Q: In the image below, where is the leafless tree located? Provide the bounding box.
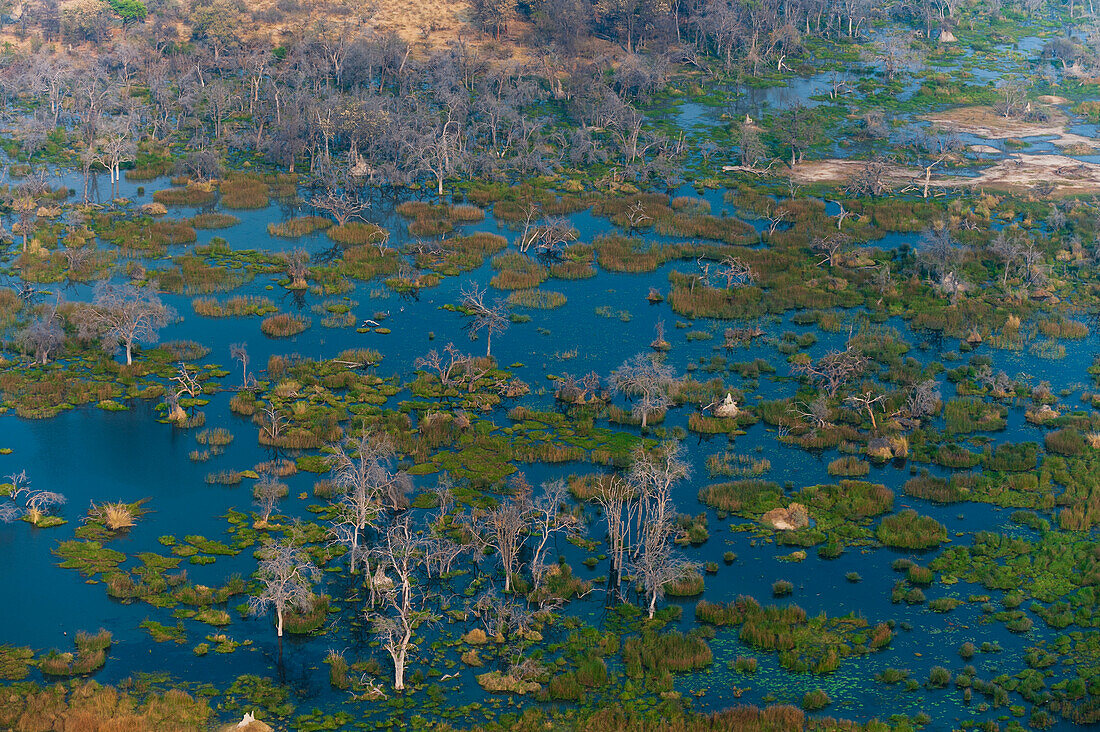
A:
[811,233,853,267]
[230,343,253,388]
[248,538,321,638]
[991,227,1027,288]
[310,186,369,227]
[528,479,578,592]
[765,206,790,236]
[253,471,288,527]
[632,540,693,619]
[906,379,942,420]
[626,201,650,235]
[846,390,890,431]
[16,307,64,365]
[845,158,893,197]
[74,283,174,365]
[917,225,960,281]
[627,441,689,556]
[609,352,675,429]
[595,474,636,591]
[367,516,436,690]
[717,255,756,288]
[414,342,470,392]
[261,402,286,443]
[327,432,410,574]
[791,345,867,396]
[460,283,509,358]
[790,395,833,429]
[475,492,530,593]
[284,249,310,289]
[4,470,65,526]
[519,216,577,257]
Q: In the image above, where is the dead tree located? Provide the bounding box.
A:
[631,540,692,619]
[609,352,675,429]
[475,494,530,593]
[310,187,370,227]
[284,249,310,289]
[460,283,509,358]
[16,309,64,365]
[846,390,890,431]
[791,346,867,396]
[811,233,853,268]
[528,479,578,592]
[627,441,690,556]
[253,471,288,527]
[4,470,65,526]
[230,343,253,389]
[327,432,409,574]
[367,516,436,690]
[595,474,636,592]
[74,282,174,366]
[248,539,321,638]
[717,255,756,288]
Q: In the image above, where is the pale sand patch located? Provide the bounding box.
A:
[926,105,1097,150]
[734,155,1100,196]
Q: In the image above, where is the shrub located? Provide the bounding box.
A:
[772,580,794,597]
[928,666,952,687]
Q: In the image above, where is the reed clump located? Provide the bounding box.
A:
[876,509,948,549]
[153,185,215,206]
[190,213,239,229]
[269,216,333,237]
[327,222,387,246]
[506,289,567,309]
[192,295,276,318]
[261,313,310,338]
[219,175,269,209]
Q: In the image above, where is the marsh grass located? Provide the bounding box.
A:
[506,289,567,309]
[327,222,387,246]
[219,175,270,209]
[490,251,548,290]
[192,295,276,318]
[261,313,310,338]
[827,456,870,477]
[269,216,333,237]
[190,213,240,229]
[153,185,215,206]
[876,510,947,549]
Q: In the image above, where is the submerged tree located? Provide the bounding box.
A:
[610,352,675,429]
[16,307,64,365]
[2,470,66,526]
[327,432,410,574]
[367,516,437,690]
[253,471,288,528]
[460,283,509,358]
[248,539,321,638]
[74,283,174,366]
